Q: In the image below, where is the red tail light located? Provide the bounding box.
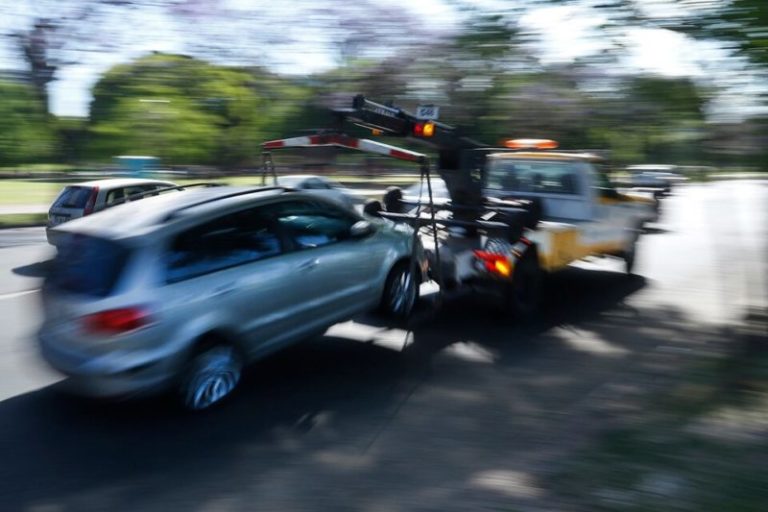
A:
[83,186,100,215]
[83,307,151,335]
[474,250,513,277]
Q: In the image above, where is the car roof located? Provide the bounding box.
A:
[53,186,288,241]
[67,178,177,189]
[489,151,605,162]
[626,164,677,171]
[277,174,323,180]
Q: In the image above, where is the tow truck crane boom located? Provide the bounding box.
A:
[337,95,490,208]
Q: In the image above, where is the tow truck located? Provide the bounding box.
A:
[260,96,658,317]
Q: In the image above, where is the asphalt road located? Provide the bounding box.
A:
[0,227,47,249]
[0,181,765,512]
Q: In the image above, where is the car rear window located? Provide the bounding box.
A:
[46,234,132,297]
[52,186,93,209]
[486,159,582,195]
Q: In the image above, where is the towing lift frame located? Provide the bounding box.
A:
[260,125,540,313]
[259,132,448,302]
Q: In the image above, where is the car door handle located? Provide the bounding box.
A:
[210,283,236,298]
[298,258,319,272]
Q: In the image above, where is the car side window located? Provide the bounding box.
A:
[266,200,356,250]
[165,207,282,283]
[105,188,125,205]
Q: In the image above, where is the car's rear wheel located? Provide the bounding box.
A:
[180,344,242,411]
[380,261,417,319]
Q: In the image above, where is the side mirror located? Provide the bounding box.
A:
[350,220,374,238]
[599,187,620,200]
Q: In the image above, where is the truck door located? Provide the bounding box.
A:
[584,165,632,254]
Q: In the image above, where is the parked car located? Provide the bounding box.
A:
[46,178,177,245]
[275,175,365,209]
[625,165,685,196]
[403,178,450,203]
[38,186,423,410]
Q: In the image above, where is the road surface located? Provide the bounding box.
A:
[0,180,765,512]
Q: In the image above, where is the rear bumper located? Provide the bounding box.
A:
[39,332,181,398]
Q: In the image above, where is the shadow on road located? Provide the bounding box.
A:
[642,225,671,235]
[0,266,695,512]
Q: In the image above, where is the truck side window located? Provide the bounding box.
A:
[593,164,619,199]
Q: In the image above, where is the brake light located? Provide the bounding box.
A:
[83,186,100,215]
[474,251,512,277]
[83,307,152,335]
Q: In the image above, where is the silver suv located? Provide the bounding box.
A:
[38,186,422,410]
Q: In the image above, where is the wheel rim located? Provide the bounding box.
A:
[184,347,241,410]
[389,268,415,316]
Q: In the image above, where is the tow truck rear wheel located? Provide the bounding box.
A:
[622,225,641,275]
[505,248,541,318]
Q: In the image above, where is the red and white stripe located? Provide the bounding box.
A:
[262,134,426,163]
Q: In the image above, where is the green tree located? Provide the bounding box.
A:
[87,53,310,167]
[0,80,55,165]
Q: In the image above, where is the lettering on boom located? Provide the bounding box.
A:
[368,106,398,118]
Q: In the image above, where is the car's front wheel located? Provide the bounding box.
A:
[379,261,417,319]
[180,344,242,411]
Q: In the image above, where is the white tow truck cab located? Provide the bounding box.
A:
[482,141,658,274]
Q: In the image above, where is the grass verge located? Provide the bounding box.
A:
[0,213,48,228]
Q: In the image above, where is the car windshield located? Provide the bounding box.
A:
[276,176,308,188]
[52,186,93,209]
[46,234,132,297]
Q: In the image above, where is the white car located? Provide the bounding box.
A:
[275,175,365,209]
[626,165,686,195]
[47,178,176,245]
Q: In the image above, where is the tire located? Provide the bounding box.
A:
[379,261,417,319]
[179,344,243,411]
[623,234,638,275]
[505,249,541,318]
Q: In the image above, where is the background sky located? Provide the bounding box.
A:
[0,0,762,120]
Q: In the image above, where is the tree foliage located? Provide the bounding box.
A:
[0,81,55,165]
[88,53,311,166]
